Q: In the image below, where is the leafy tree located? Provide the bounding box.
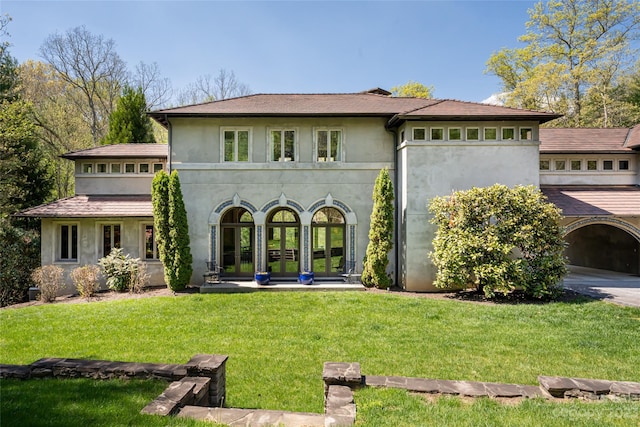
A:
[486,0,640,127]
[151,170,170,283]
[390,81,434,98]
[429,185,567,299]
[39,26,127,145]
[103,85,156,145]
[0,217,40,306]
[361,168,394,289]
[168,170,193,290]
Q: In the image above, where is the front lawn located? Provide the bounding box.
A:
[1,291,639,426]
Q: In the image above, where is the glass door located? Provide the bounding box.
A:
[312,208,345,276]
[267,209,300,276]
[220,208,254,276]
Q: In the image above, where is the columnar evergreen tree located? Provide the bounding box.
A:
[168,170,192,290]
[361,168,394,289]
[151,170,170,282]
[102,85,156,145]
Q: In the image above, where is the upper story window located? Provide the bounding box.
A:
[603,160,614,170]
[448,128,462,140]
[97,163,108,173]
[520,128,533,140]
[222,128,250,162]
[125,163,136,173]
[430,128,444,140]
[139,163,150,173]
[316,129,342,162]
[110,163,121,173]
[502,128,515,140]
[412,128,426,141]
[619,160,630,170]
[570,160,582,171]
[271,129,295,162]
[466,128,479,140]
[484,128,497,140]
[587,160,597,171]
[540,160,550,170]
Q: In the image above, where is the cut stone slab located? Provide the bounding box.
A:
[0,364,31,379]
[572,378,613,395]
[483,383,526,398]
[323,362,362,389]
[610,381,640,398]
[178,406,327,427]
[538,376,580,398]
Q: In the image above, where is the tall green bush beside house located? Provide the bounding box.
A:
[429,184,567,299]
[362,168,394,289]
[152,170,193,291]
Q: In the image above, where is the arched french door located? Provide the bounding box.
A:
[312,207,346,276]
[220,207,254,276]
[267,208,300,276]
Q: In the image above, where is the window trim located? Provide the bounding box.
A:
[603,160,614,170]
[221,127,252,163]
[110,163,121,174]
[55,222,79,263]
[448,127,462,141]
[466,127,480,141]
[501,127,516,140]
[570,159,582,171]
[519,127,533,140]
[554,160,566,171]
[539,160,550,171]
[587,160,598,171]
[484,127,497,141]
[412,127,426,141]
[430,128,444,141]
[618,160,630,170]
[314,128,343,162]
[82,163,93,174]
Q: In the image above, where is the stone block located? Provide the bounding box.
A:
[572,378,613,395]
[0,364,31,379]
[483,382,524,398]
[322,362,362,390]
[538,376,579,398]
[405,378,440,394]
[181,377,211,405]
[140,394,182,417]
[610,381,640,398]
[185,354,228,377]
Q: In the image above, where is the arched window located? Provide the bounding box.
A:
[220,208,254,276]
[267,208,300,276]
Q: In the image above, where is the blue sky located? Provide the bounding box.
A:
[2,0,538,103]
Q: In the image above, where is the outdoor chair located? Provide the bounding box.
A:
[204,262,224,284]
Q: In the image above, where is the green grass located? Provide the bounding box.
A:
[1,292,639,426]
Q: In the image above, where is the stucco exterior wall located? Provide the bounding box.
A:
[169,116,396,284]
[41,217,165,295]
[539,154,638,186]
[397,121,541,292]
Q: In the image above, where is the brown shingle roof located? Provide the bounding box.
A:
[149,93,560,126]
[625,124,640,149]
[539,128,634,153]
[15,195,153,218]
[541,186,640,216]
[62,144,167,160]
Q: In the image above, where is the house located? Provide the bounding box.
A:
[17,90,640,294]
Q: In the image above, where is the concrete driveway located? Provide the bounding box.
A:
[563,265,640,308]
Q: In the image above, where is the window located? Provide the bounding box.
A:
[431,128,443,140]
[555,160,566,171]
[271,129,295,162]
[97,163,107,173]
[448,128,462,140]
[316,129,341,162]
[520,128,533,140]
[570,160,582,171]
[153,163,164,173]
[466,128,479,140]
[102,224,121,257]
[619,160,630,170]
[540,160,550,170]
[413,128,426,141]
[59,224,78,261]
[143,224,158,260]
[125,163,135,173]
[82,163,93,174]
[110,163,121,174]
[139,163,150,173]
[587,160,597,171]
[502,128,515,140]
[223,129,250,162]
[603,160,614,170]
[484,128,497,140]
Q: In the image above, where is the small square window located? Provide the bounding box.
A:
[400,131,405,142]
[448,128,461,140]
[540,160,550,171]
[139,163,150,173]
[603,160,613,170]
[153,163,164,173]
[502,128,515,140]
[570,160,582,171]
[555,160,566,171]
[125,163,135,173]
[520,128,533,140]
[431,128,443,140]
[587,160,597,170]
[110,163,121,173]
[466,128,479,140]
[484,128,497,140]
[82,163,93,174]
[619,160,629,170]
[413,128,426,141]
[96,163,107,173]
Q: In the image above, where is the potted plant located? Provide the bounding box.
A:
[255,271,271,285]
[298,270,314,285]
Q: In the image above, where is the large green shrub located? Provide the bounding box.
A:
[151,170,170,280]
[168,170,193,291]
[429,184,567,299]
[361,168,394,289]
[0,218,40,306]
